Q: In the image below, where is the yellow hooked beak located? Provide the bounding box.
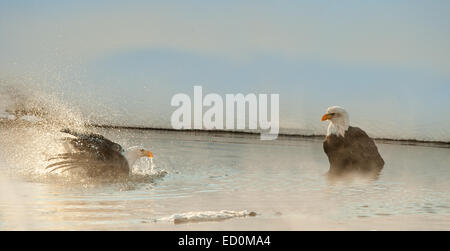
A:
[321,113,333,122]
[143,150,154,159]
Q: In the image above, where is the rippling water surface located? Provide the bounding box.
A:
[1,127,450,230]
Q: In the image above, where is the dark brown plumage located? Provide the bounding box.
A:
[323,126,384,175]
[46,129,155,180]
[46,129,130,178]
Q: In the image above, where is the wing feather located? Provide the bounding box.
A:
[346,127,385,168]
[46,129,129,178]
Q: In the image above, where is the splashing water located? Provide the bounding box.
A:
[157,210,257,224]
[0,83,85,179]
[0,82,166,186]
[130,157,167,182]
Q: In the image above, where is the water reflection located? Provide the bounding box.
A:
[1,127,450,230]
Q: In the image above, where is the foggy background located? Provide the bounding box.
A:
[1,0,449,141]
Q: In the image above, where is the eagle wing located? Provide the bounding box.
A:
[46,129,129,177]
[345,126,385,168]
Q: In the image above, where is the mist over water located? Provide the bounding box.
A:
[1,126,450,230]
[1,1,450,230]
[0,79,449,230]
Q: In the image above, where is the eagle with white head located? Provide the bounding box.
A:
[321,106,384,175]
[46,129,154,178]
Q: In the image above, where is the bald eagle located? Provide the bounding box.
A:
[321,106,384,176]
[46,129,154,178]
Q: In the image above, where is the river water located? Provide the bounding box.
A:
[1,126,449,230]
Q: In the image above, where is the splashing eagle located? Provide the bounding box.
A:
[321,106,384,176]
[46,129,154,178]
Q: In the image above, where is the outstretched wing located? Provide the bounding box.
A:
[46,129,128,177]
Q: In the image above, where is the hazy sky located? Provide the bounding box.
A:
[1,0,449,140]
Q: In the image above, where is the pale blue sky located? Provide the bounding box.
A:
[1,0,449,140]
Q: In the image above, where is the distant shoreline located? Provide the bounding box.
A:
[1,119,449,148]
[88,123,450,148]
